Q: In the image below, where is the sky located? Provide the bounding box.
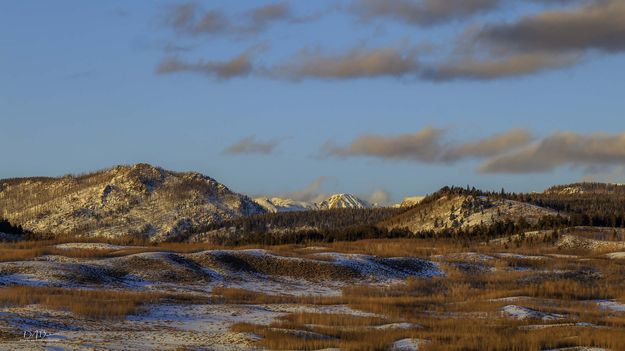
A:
[2,0,625,204]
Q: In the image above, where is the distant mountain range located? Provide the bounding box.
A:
[0,164,398,241]
[4,163,616,242]
[252,197,319,213]
[254,193,372,213]
[253,193,426,213]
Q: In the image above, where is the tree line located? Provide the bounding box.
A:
[192,213,570,246]
[0,218,27,236]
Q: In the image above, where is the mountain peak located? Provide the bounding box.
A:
[319,193,370,210]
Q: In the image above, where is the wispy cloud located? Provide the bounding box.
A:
[427,0,625,80]
[320,127,625,174]
[476,0,625,54]
[351,0,501,27]
[282,176,331,203]
[243,2,291,32]
[423,52,581,81]
[320,127,445,161]
[163,1,313,37]
[319,127,533,163]
[223,135,286,155]
[270,46,421,80]
[479,131,625,173]
[441,128,533,161]
[156,47,262,80]
[157,0,623,82]
[368,188,391,205]
[165,3,229,35]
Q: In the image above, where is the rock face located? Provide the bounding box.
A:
[0,164,265,241]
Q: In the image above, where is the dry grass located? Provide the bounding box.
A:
[282,312,389,327]
[223,251,625,350]
[211,287,344,305]
[4,233,625,348]
[0,237,477,262]
[0,286,204,319]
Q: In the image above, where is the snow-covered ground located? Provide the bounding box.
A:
[0,302,379,350]
[605,251,625,259]
[392,338,427,351]
[500,305,565,321]
[0,244,621,350]
[595,300,625,312]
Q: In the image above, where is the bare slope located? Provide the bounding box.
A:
[0,163,265,241]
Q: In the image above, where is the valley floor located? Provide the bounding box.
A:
[1,229,625,350]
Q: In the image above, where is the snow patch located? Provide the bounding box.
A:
[501,305,565,321]
[392,338,427,351]
[596,300,625,312]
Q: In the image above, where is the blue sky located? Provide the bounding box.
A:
[2,0,625,203]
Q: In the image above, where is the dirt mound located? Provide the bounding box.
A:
[0,260,124,286]
[188,250,441,282]
[190,250,360,281]
[104,252,210,283]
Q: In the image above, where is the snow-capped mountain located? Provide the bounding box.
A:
[253,197,318,213]
[319,193,370,210]
[253,193,371,212]
[0,163,265,242]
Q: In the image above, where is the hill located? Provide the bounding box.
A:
[381,187,561,234]
[544,182,625,195]
[0,164,265,241]
[510,182,625,227]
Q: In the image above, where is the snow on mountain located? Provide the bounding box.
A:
[382,194,561,234]
[253,193,371,212]
[544,182,625,195]
[0,163,266,242]
[319,194,370,210]
[253,197,318,213]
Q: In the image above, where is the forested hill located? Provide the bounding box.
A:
[506,183,625,228]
